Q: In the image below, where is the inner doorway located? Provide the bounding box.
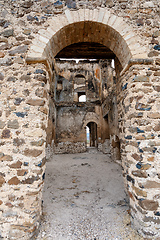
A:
[86,122,98,147]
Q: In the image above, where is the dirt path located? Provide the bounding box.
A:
[36,148,143,240]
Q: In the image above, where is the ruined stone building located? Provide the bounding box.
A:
[50,58,119,157]
[0,0,160,239]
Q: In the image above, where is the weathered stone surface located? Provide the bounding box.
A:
[35,157,46,167]
[30,139,44,146]
[0,19,6,27]
[26,99,45,106]
[152,30,160,38]
[14,98,24,106]
[148,112,160,118]
[155,59,160,65]
[148,156,154,161]
[21,175,40,184]
[127,175,135,184]
[143,181,160,188]
[148,50,159,57]
[9,45,28,56]
[133,186,147,197]
[14,112,28,118]
[22,89,30,96]
[17,169,28,176]
[136,162,151,170]
[7,120,19,129]
[0,4,160,239]
[136,103,151,111]
[0,154,13,161]
[20,75,31,82]
[34,69,46,75]
[0,43,12,50]
[35,88,45,98]
[23,148,43,157]
[153,86,160,92]
[23,28,31,35]
[1,129,11,138]
[0,51,5,58]
[139,199,158,211]
[132,153,142,161]
[8,177,20,185]
[22,0,33,8]
[133,75,149,82]
[13,138,25,147]
[0,58,12,66]
[0,72,4,80]
[0,175,5,187]
[7,76,17,82]
[9,161,22,169]
[132,170,148,178]
[39,106,48,114]
[1,29,14,38]
[0,120,5,129]
[34,74,47,83]
[143,216,160,224]
[154,45,160,51]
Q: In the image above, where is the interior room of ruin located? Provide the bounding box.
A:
[48,51,121,160]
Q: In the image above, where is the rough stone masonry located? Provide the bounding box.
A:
[0,0,160,239]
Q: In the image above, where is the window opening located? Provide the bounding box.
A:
[78,92,86,102]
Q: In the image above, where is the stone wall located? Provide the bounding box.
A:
[0,1,160,239]
[117,60,160,238]
[0,62,49,239]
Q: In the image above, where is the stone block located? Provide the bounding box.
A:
[26,99,45,106]
[65,9,73,23]
[1,129,11,138]
[133,186,147,197]
[97,8,105,23]
[139,199,158,211]
[23,149,43,157]
[148,112,160,119]
[0,176,5,187]
[132,170,147,178]
[9,161,22,169]
[21,176,40,184]
[8,177,20,185]
[143,181,160,189]
[9,45,28,56]
[7,120,19,129]
[17,169,28,176]
[0,120,5,129]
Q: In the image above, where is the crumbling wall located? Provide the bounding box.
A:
[51,59,109,153]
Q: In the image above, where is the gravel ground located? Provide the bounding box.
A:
[36,148,143,240]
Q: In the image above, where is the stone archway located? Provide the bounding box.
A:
[25,11,159,237]
[26,8,146,70]
[0,8,159,240]
[25,9,160,239]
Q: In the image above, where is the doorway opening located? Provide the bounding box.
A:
[86,122,98,147]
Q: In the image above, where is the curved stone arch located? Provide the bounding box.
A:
[26,8,147,70]
[82,112,100,129]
